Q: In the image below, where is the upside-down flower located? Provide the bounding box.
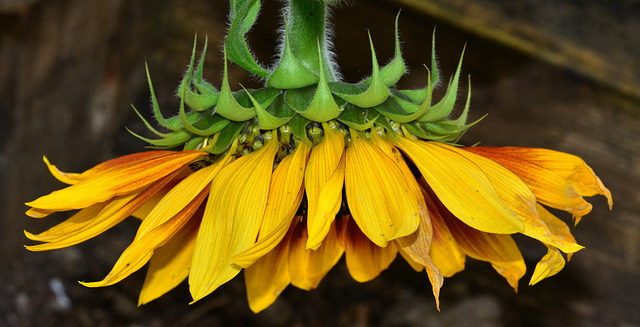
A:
[26,0,612,313]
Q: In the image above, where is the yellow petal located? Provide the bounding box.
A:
[43,151,173,185]
[454,146,583,254]
[138,216,200,305]
[397,138,524,234]
[25,172,177,250]
[305,124,346,250]
[421,187,466,278]
[398,248,424,272]
[80,189,208,288]
[189,139,278,302]
[529,246,565,285]
[342,216,397,282]
[233,142,309,268]
[135,149,234,240]
[289,217,344,290]
[536,204,580,250]
[27,151,207,210]
[345,132,420,247]
[244,220,296,313]
[465,147,595,220]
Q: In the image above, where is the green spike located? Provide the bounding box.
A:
[376,74,432,123]
[145,63,176,131]
[267,15,319,89]
[430,29,439,90]
[130,104,170,138]
[399,65,432,104]
[295,40,342,122]
[208,121,245,154]
[243,88,294,130]
[126,128,192,149]
[216,47,258,121]
[365,11,406,87]
[184,38,220,111]
[337,102,380,130]
[178,39,207,135]
[332,32,390,108]
[418,46,465,123]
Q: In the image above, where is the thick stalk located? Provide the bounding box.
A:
[286,0,337,81]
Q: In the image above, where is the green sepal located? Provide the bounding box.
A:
[233,87,280,110]
[288,43,342,122]
[188,113,231,136]
[376,73,432,123]
[266,17,319,89]
[131,104,171,138]
[183,136,205,150]
[216,48,258,121]
[226,0,270,78]
[337,102,380,130]
[208,121,245,154]
[332,33,389,108]
[403,122,430,139]
[245,90,294,130]
[418,46,465,123]
[373,116,397,140]
[127,128,192,149]
[145,63,180,131]
[364,11,406,87]
[288,114,311,144]
[184,36,219,111]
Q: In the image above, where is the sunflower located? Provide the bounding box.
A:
[25,0,612,314]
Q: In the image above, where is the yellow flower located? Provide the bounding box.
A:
[25,125,611,312]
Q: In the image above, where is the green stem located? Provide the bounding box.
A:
[286,0,337,82]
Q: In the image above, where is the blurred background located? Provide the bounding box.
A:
[1,0,639,326]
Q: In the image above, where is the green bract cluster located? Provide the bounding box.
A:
[132,0,482,155]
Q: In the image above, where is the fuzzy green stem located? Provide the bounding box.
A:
[286,0,337,81]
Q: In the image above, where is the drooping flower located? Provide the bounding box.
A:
[25,0,612,313]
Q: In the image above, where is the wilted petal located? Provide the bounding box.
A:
[189,139,278,302]
[397,138,524,234]
[233,141,309,268]
[529,246,565,285]
[80,189,207,288]
[27,151,207,211]
[289,217,345,290]
[341,216,397,283]
[346,132,420,247]
[421,186,466,278]
[138,215,201,305]
[305,124,346,250]
[455,148,583,254]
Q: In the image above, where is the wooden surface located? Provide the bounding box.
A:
[1,0,638,326]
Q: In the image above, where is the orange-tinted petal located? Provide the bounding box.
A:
[138,215,200,305]
[27,151,207,210]
[80,189,207,288]
[465,147,597,220]
[397,138,524,234]
[536,204,580,251]
[341,216,397,283]
[233,141,309,268]
[345,132,420,247]
[189,139,278,302]
[289,217,345,290]
[454,147,583,254]
[305,124,346,250]
[25,172,177,251]
[43,151,173,185]
[244,219,296,313]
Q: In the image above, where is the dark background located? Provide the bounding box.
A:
[1,0,638,326]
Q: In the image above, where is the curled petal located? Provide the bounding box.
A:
[397,138,524,234]
[189,139,278,302]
